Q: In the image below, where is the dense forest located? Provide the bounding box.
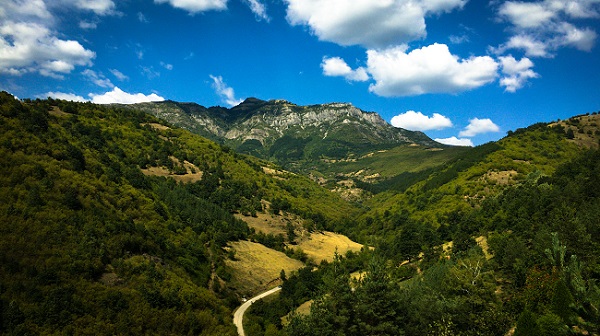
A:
[0,92,352,334]
[1,91,600,335]
[246,147,600,336]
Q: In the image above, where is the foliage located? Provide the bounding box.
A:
[0,93,353,334]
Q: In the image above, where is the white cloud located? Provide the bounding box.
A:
[0,21,95,77]
[210,75,243,107]
[499,1,556,28]
[110,68,129,81]
[284,0,466,49]
[554,22,597,51]
[82,69,114,88]
[0,0,52,21]
[154,0,228,14]
[41,91,87,102]
[367,44,499,97]
[243,0,270,21]
[499,55,539,92]
[390,110,453,131]
[55,0,116,15]
[89,87,165,104]
[434,136,474,146]
[459,118,500,137]
[495,0,600,57]
[321,57,369,82]
[493,34,551,57]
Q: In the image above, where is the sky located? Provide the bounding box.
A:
[1,0,600,146]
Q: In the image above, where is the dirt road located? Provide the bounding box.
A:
[233,286,282,336]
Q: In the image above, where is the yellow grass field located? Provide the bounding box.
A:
[295,231,363,263]
[226,240,304,296]
[235,211,303,236]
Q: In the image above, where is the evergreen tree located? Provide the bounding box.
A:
[514,309,541,336]
[551,279,574,324]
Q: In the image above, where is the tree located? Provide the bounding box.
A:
[394,220,422,262]
[514,309,541,336]
[551,279,574,324]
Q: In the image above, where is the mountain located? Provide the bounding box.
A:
[3,91,600,335]
[128,98,459,199]
[129,98,441,164]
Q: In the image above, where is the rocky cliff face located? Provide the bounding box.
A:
[129,98,441,163]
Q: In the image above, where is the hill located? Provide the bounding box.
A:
[354,114,600,238]
[249,114,600,336]
[0,92,356,334]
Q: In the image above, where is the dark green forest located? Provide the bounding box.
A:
[0,92,351,334]
[1,92,600,335]
[245,148,600,336]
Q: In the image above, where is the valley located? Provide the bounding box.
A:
[1,92,600,335]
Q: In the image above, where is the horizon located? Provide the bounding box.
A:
[1,0,600,146]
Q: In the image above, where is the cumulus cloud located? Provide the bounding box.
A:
[210,75,243,107]
[154,0,228,14]
[459,118,500,137]
[243,0,270,21]
[284,0,466,49]
[321,57,369,82]
[499,56,539,92]
[0,21,95,77]
[367,44,499,97]
[435,136,474,146]
[0,0,53,22]
[89,87,165,104]
[41,91,87,102]
[390,110,453,131]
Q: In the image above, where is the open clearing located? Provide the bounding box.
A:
[141,157,203,183]
[235,211,302,236]
[296,231,363,263]
[226,240,304,296]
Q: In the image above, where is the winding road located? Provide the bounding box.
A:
[233,286,282,336]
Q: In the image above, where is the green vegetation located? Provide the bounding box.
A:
[2,91,600,335]
[249,147,600,336]
[0,92,353,334]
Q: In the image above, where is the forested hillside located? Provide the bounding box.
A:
[0,92,353,334]
[246,146,600,336]
[2,91,599,336]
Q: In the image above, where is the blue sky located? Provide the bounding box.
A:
[1,0,600,146]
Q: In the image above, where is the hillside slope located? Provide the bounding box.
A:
[0,92,355,334]
[356,112,600,238]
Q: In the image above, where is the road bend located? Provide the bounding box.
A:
[233,286,282,336]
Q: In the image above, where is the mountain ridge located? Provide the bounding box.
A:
[128,98,441,160]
